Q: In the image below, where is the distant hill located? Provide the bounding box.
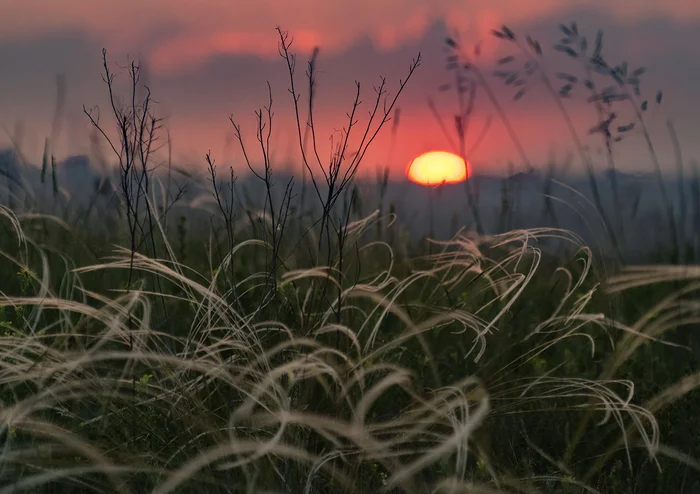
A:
[0,149,692,261]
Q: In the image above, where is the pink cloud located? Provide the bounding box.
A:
[150,30,326,72]
[1,0,700,72]
[373,8,431,51]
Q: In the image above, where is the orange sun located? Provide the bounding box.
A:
[407,151,470,186]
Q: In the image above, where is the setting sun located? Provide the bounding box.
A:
[406,151,470,186]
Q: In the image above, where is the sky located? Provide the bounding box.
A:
[1,0,700,178]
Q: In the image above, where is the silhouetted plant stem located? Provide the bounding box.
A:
[513,37,623,262]
[668,120,686,262]
[469,64,531,171]
[583,64,625,245]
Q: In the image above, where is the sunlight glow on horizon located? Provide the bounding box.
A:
[407,150,470,186]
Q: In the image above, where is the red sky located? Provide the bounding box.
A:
[1,0,700,178]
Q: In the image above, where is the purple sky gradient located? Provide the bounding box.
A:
[1,1,699,178]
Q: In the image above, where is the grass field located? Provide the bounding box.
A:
[0,22,699,494]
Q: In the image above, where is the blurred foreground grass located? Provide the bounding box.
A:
[0,200,699,493]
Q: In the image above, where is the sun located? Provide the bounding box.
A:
[406,151,470,186]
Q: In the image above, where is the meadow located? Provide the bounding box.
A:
[0,22,699,493]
